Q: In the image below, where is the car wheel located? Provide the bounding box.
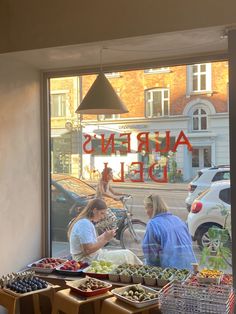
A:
[196,224,222,253]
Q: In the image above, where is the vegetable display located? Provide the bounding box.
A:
[121,285,158,302]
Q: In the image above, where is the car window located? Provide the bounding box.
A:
[219,188,231,205]
[51,185,68,202]
[212,171,230,182]
[55,177,96,197]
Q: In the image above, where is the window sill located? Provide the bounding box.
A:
[191,129,208,132]
[190,90,213,96]
[144,69,171,74]
[145,115,169,118]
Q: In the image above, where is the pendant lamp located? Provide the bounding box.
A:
[75,72,128,114]
[75,48,129,114]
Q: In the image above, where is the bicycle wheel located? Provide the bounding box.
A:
[120,220,146,258]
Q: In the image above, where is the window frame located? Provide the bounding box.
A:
[192,108,208,131]
[187,63,212,95]
[145,88,170,118]
[42,56,233,274]
[50,90,69,118]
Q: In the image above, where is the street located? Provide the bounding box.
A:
[52,183,232,273]
[53,183,195,258]
[116,186,188,223]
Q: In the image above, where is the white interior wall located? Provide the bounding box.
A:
[0,56,42,277]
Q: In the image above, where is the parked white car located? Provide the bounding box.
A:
[185,166,230,211]
[187,180,231,251]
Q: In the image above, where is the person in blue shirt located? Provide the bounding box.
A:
[142,194,196,270]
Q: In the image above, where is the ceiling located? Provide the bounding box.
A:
[2,25,228,72]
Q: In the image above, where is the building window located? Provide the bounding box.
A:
[187,63,212,94]
[50,93,68,117]
[98,114,120,121]
[192,108,207,130]
[145,88,169,117]
[144,68,170,74]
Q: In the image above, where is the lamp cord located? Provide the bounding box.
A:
[100,48,103,73]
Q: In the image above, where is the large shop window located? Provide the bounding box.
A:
[49,62,231,275]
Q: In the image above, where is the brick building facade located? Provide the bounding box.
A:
[50,61,229,181]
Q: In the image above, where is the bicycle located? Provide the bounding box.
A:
[109,195,147,258]
[69,195,147,258]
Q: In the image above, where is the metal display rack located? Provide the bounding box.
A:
[160,280,235,314]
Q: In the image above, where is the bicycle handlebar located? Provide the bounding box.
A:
[119,195,132,203]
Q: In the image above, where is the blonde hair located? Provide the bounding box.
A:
[144,194,168,218]
[67,198,107,238]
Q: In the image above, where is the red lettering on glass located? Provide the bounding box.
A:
[137,132,150,153]
[101,134,115,154]
[172,130,192,152]
[83,134,94,154]
[119,133,131,154]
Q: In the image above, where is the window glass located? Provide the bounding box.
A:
[203,148,211,167]
[212,171,230,182]
[192,108,207,131]
[219,188,231,205]
[192,149,199,167]
[49,61,231,274]
[51,93,67,117]
[189,63,211,93]
[193,116,199,130]
[201,116,207,130]
[145,88,169,117]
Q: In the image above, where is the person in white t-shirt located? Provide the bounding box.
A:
[68,198,142,265]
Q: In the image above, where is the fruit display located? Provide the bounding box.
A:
[6,277,48,294]
[76,278,109,292]
[108,263,190,287]
[84,261,116,274]
[66,277,112,297]
[58,260,88,271]
[28,257,66,273]
[221,274,233,286]
[112,284,160,308]
[197,269,223,284]
[30,258,66,269]
[120,285,158,302]
[0,271,49,295]
[198,269,223,278]
[186,273,233,287]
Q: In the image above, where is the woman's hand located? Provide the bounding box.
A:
[103,229,116,241]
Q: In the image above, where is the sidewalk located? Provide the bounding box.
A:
[87,180,188,191]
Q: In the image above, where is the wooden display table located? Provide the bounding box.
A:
[51,288,112,314]
[101,296,162,314]
[0,285,58,314]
